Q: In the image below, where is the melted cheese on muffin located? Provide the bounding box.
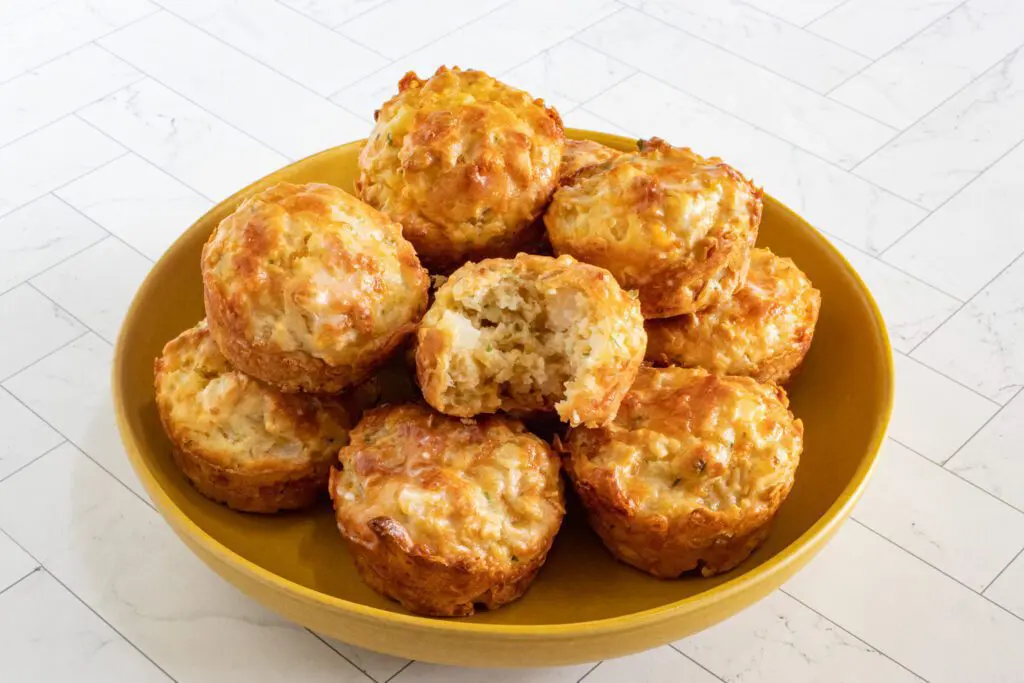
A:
[646,248,821,383]
[357,66,564,272]
[567,366,801,517]
[544,138,761,318]
[202,182,428,392]
[155,320,353,469]
[332,404,564,564]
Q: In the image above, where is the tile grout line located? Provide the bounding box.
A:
[850,517,1024,622]
[384,660,413,682]
[778,588,930,682]
[88,41,296,161]
[325,0,523,102]
[0,526,178,682]
[627,6,898,129]
[0,330,90,385]
[327,0,400,29]
[0,370,160,516]
[306,631,381,683]
[666,644,728,683]
[573,660,605,682]
[878,136,1024,262]
[0,437,67,486]
[906,249,1024,358]
[800,0,854,28]
[983,545,1024,595]
[40,567,180,682]
[25,279,111,342]
[582,66,931,214]
[941,385,1024,468]
[824,233,966,303]
[888,435,1024,518]
[139,3,385,99]
[0,233,110,299]
[731,0,873,59]
[554,36,638,109]
[330,1,626,121]
[50,194,155,267]
[69,114,223,204]
[258,0,394,60]
[496,6,629,81]
[0,566,41,600]
[823,0,970,96]
[895,350,1000,410]
[0,6,162,87]
[848,40,1024,174]
[0,74,148,154]
[0,146,131,222]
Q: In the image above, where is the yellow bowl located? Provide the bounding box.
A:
[113,131,893,667]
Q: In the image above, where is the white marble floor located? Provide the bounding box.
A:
[1,0,1023,681]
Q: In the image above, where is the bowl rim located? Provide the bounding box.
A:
[113,130,894,637]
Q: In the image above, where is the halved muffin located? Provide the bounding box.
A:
[544,138,762,318]
[561,366,802,577]
[646,248,821,383]
[202,182,429,393]
[415,253,646,427]
[154,320,358,513]
[330,403,565,616]
[357,66,564,272]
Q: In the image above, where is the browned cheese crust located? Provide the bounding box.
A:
[544,138,762,318]
[202,182,429,393]
[558,139,621,184]
[646,248,821,383]
[154,320,358,513]
[329,404,565,616]
[356,66,565,272]
[415,253,647,427]
[562,366,802,578]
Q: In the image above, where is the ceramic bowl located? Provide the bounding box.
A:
[113,131,893,667]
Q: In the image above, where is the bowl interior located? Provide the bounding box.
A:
[115,131,891,627]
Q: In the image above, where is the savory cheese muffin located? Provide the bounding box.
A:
[544,138,762,318]
[202,182,429,393]
[415,253,646,427]
[561,366,802,578]
[357,66,564,272]
[646,248,821,383]
[154,320,358,513]
[558,139,620,183]
[330,403,565,616]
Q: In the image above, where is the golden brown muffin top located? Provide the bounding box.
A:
[357,66,564,271]
[558,139,621,183]
[154,320,355,471]
[332,403,564,566]
[201,182,428,366]
[563,366,801,518]
[646,248,821,380]
[545,138,762,316]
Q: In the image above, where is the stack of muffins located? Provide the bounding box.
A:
[154,66,820,618]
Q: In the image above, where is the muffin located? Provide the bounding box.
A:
[561,366,802,577]
[202,182,429,393]
[544,138,762,318]
[646,248,821,383]
[558,139,621,183]
[329,403,565,616]
[154,320,358,513]
[415,253,647,427]
[357,66,564,272]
